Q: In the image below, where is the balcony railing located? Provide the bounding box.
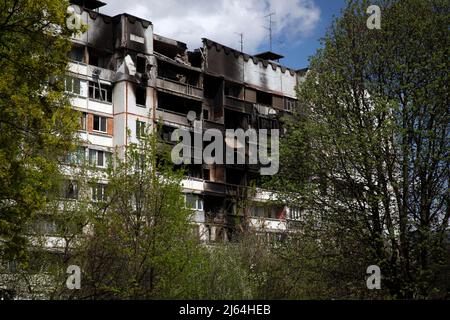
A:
[224,96,253,114]
[204,181,227,194]
[68,61,115,82]
[156,77,203,99]
[203,120,224,131]
[249,217,287,232]
[156,108,192,126]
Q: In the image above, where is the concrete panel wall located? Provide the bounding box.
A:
[204,40,298,99]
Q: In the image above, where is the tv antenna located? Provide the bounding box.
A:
[264,12,276,51]
[235,32,244,52]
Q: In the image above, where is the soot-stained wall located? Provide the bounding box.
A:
[203,39,298,99]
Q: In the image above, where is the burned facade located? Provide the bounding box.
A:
[66,0,305,243]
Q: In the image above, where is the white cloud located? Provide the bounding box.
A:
[101,0,320,53]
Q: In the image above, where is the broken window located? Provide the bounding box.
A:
[204,75,222,100]
[136,56,147,74]
[157,92,202,116]
[136,86,147,106]
[178,165,203,179]
[87,48,112,69]
[90,53,99,67]
[225,82,243,99]
[89,81,112,102]
[226,168,244,185]
[69,46,84,63]
[203,168,211,181]
[159,125,176,143]
[203,109,209,121]
[256,90,273,106]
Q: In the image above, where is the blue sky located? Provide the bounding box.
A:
[103,0,348,70]
[268,0,347,69]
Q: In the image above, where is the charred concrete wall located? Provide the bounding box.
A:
[113,14,153,55]
[72,6,115,53]
[203,39,298,99]
[71,5,153,66]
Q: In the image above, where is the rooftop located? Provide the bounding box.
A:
[69,0,106,10]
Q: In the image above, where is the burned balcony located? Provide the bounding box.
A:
[203,165,226,195]
[204,181,227,195]
[154,34,203,100]
[156,92,202,125]
[68,45,115,82]
[224,96,253,114]
[155,58,203,99]
[156,77,203,100]
[226,168,246,186]
[224,109,251,130]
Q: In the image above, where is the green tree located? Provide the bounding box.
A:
[273,0,449,299]
[63,132,206,300]
[0,0,79,263]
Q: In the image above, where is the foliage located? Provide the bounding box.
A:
[58,132,206,300]
[0,0,80,263]
[271,0,449,299]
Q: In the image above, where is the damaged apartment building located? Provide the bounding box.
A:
[65,0,306,243]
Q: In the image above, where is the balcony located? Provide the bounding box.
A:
[204,181,226,195]
[68,61,115,82]
[249,217,287,232]
[182,178,205,192]
[203,120,224,131]
[225,184,250,198]
[156,108,191,127]
[156,77,203,100]
[87,65,115,82]
[224,96,253,114]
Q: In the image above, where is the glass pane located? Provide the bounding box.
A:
[89,150,96,165]
[185,194,196,209]
[73,78,81,95]
[93,116,99,131]
[97,151,104,167]
[101,117,107,132]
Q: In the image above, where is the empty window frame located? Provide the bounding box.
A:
[89,81,112,102]
[136,56,147,74]
[136,86,147,106]
[93,115,107,133]
[203,109,209,121]
[68,47,84,63]
[256,91,273,106]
